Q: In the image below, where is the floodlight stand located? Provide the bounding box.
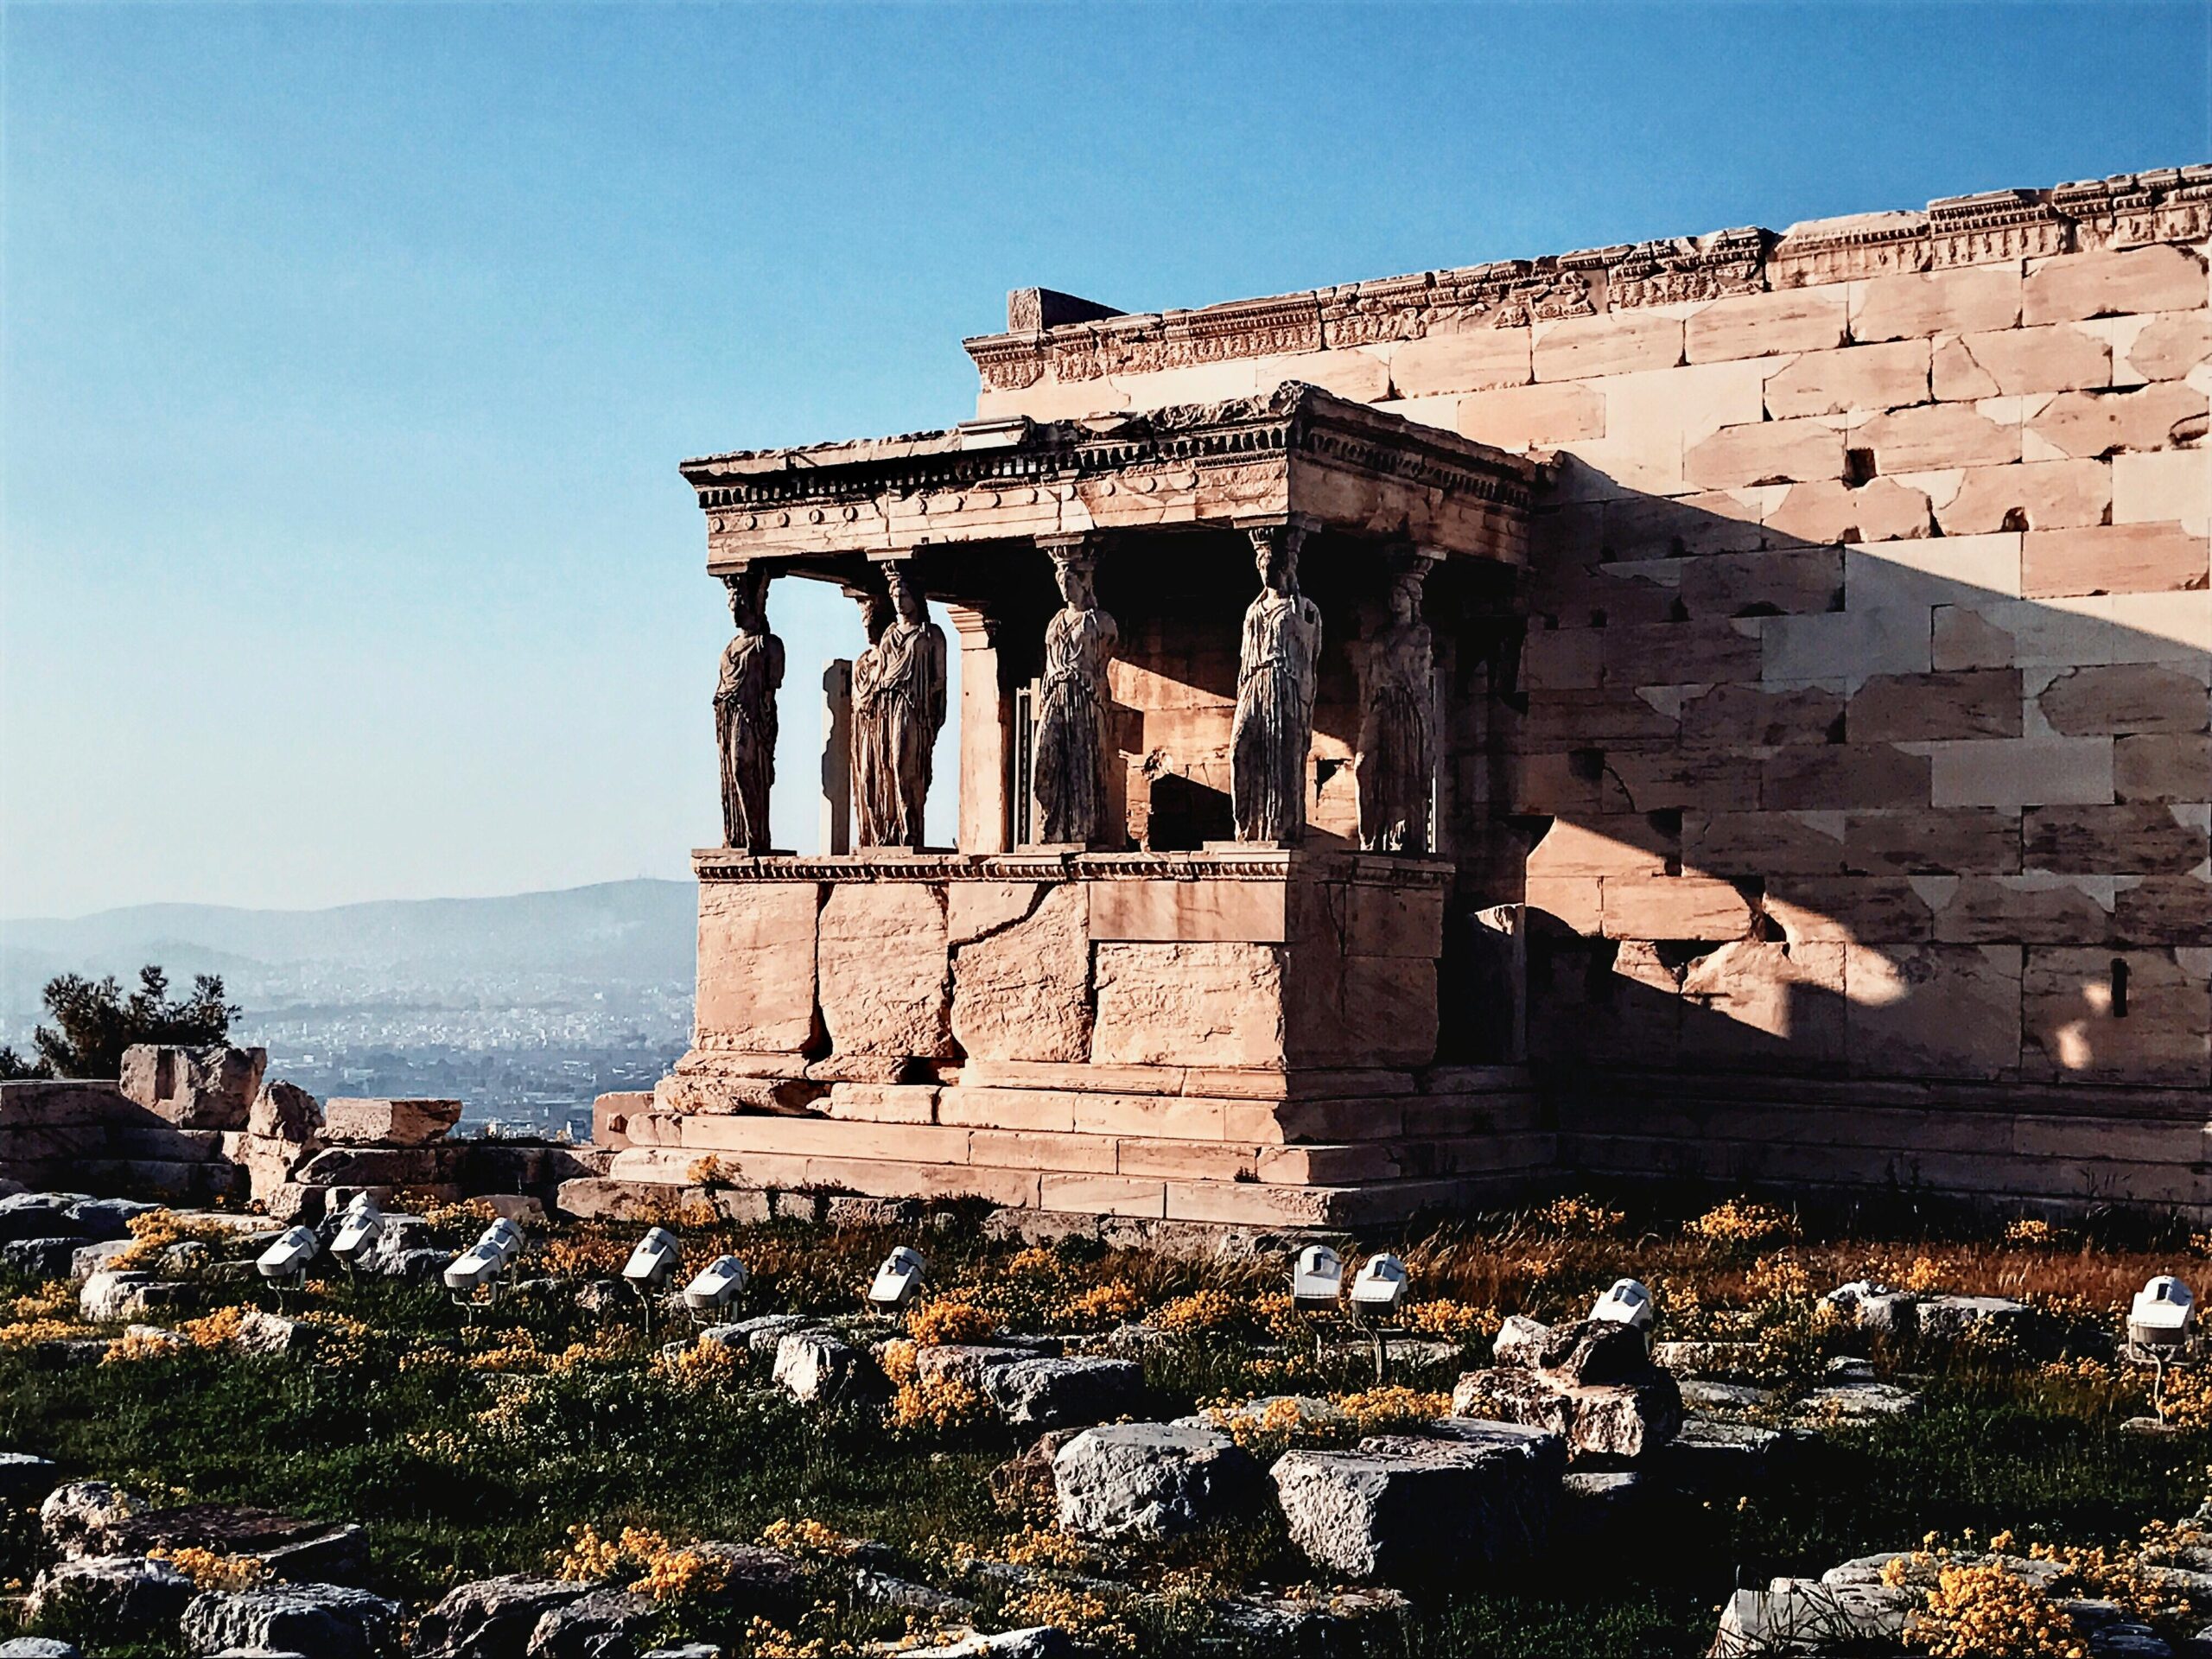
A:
[2123,1332,2200,1427]
[631,1281,657,1340]
[1351,1306,1389,1383]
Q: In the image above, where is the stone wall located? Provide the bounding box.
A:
[607,853,1555,1226]
[968,168,2211,1207]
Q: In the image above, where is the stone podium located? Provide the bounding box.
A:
[600,385,1549,1227]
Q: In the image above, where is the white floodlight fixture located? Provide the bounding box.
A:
[330,1198,385,1268]
[256,1225,319,1285]
[443,1242,506,1303]
[1592,1277,1656,1334]
[1292,1245,1344,1312]
[2124,1274,2199,1427]
[868,1245,927,1311]
[2129,1275,2196,1351]
[473,1219,524,1275]
[683,1255,748,1319]
[623,1227,682,1292]
[1350,1253,1409,1314]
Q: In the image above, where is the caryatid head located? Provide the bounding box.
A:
[1052,547,1096,611]
[1250,524,1300,594]
[884,561,928,625]
[724,566,768,632]
[1386,560,1431,627]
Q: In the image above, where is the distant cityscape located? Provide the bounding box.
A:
[244,983,690,1141]
[2,879,698,1141]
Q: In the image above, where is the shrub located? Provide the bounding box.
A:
[906,1299,996,1346]
[1687,1198,1797,1248]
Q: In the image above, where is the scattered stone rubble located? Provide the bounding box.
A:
[0,1045,610,1220]
[1452,1314,1683,1459]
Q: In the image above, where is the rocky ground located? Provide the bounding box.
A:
[0,1188,2208,1656]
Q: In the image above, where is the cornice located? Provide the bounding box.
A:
[680,382,1537,523]
[691,847,1458,888]
[963,164,2212,390]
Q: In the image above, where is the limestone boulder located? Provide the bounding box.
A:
[0,1637,82,1656]
[1653,1416,1797,1500]
[0,1194,85,1243]
[80,1270,187,1325]
[901,1631,1073,1659]
[28,1554,194,1635]
[415,1576,592,1659]
[68,1239,133,1283]
[723,1313,823,1358]
[1,1239,86,1281]
[1491,1316,1650,1384]
[1452,1369,1681,1459]
[687,1541,804,1613]
[120,1044,265,1130]
[1270,1421,1566,1582]
[181,1581,404,1659]
[1791,1381,1922,1424]
[41,1480,141,1558]
[95,1504,367,1584]
[772,1330,879,1406]
[249,1080,324,1142]
[986,1357,1142,1432]
[64,1197,156,1240]
[1911,1294,2034,1341]
[1681,1380,1776,1412]
[1052,1422,1259,1541]
[292,1146,445,1188]
[524,1588,659,1659]
[912,1344,1038,1391]
[321,1098,463,1147]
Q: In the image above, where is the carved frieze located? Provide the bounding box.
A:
[1769,211,1931,289]
[968,166,2209,391]
[2052,167,2212,251]
[1927,188,2071,267]
[1591,227,1770,308]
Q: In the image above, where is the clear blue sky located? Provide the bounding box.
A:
[4,2,2206,915]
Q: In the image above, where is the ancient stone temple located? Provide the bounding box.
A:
[588,165,2212,1224]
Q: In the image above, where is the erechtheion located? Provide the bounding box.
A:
[587,167,2212,1226]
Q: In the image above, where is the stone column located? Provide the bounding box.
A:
[947,605,1013,855]
[820,659,853,856]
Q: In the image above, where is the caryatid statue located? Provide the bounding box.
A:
[715,566,785,854]
[850,562,948,849]
[1033,543,1120,847]
[1357,558,1437,854]
[1230,523,1324,843]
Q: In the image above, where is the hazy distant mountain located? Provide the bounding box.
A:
[1,879,697,1027]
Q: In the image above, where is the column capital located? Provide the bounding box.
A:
[944,603,1000,647]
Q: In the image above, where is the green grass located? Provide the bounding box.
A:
[3,1205,2205,1657]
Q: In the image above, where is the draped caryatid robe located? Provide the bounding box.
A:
[715,626,784,853]
[852,617,948,849]
[1357,620,1433,853]
[1033,601,1119,845]
[1230,589,1323,842]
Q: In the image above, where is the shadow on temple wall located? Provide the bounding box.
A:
[1461,462,2209,1099]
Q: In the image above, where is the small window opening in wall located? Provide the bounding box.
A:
[2111,958,2129,1019]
